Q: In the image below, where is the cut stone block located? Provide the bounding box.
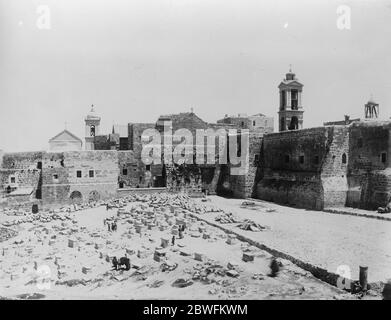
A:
[82,266,92,274]
[137,249,150,259]
[68,239,77,248]
[226,235,238,245]
[161,238,169,248]
[242,252,255,262]
[194,252,206,261]
[180,250,191,256]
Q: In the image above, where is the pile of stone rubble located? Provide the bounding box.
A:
[237,219,268,232]
[0,227,18,242]
[215,212,243,224]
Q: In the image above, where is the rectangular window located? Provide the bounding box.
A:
[123,168,128,175]
[313,156,319,165]
[76,170,82,178]
[299,155,304,164]
[10,176,16,184]
[53,174,59,182]
[146,165,151,171]
[89,170,94,178]
[253,120,256,126]
[381,152,387,164]
[285,155,290,163]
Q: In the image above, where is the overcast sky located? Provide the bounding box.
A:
[0,0,390,152]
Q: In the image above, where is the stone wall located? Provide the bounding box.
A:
[0,152,44,209]
[346,121,391,209]
[321,126,349,208]
[254,127,333,210]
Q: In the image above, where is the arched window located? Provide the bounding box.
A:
[289,116,299,130]
[342,153,347,164]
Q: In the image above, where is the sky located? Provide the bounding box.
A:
[0,0,390,152]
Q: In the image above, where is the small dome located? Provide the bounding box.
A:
[85,105,101,121]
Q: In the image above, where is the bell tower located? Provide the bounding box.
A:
[278,67,304,131]
[364,95,379,119]
[84,104,101,150]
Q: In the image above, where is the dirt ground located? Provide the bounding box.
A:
[195,196,391,283]
[0,194,358,300]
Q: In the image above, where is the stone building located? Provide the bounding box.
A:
[1,71,389,213]
[217,113,274,134]
[0,150,120,210]
[251,73,391,210]
[49,129,83,152]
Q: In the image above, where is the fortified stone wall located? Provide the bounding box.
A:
[254,127,331,209]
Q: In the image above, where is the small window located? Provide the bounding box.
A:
[342,153,347,164]
[241,121,245,127]
[76,170,82,178]
[37,162,42,169]
[146,165,151,171]
[89,170,94,178]
[53,174,59,182]
[253,120,256,126]
[299,155,304,164]
[10,176,16,184]
[313,156,319,165]
[381,152,387,164]
[284,155,290,163]
[357,138,363,148]
[123,168,128,175]
[254,154,260,164]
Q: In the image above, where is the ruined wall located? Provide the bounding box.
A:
[0,152,43,209]
[346,121,391,209]
[117,150,146,187]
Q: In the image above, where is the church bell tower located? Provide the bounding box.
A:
[278,67,304,131]
[84,104,101,150]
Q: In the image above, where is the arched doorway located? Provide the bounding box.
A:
[70,191,83,204]
[289,116,299,130]
[88,190,100,202]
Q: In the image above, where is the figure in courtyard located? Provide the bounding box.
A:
[112,257,118,270]
[269,257,280,277]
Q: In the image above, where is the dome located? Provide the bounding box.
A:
[85,104,101,121]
